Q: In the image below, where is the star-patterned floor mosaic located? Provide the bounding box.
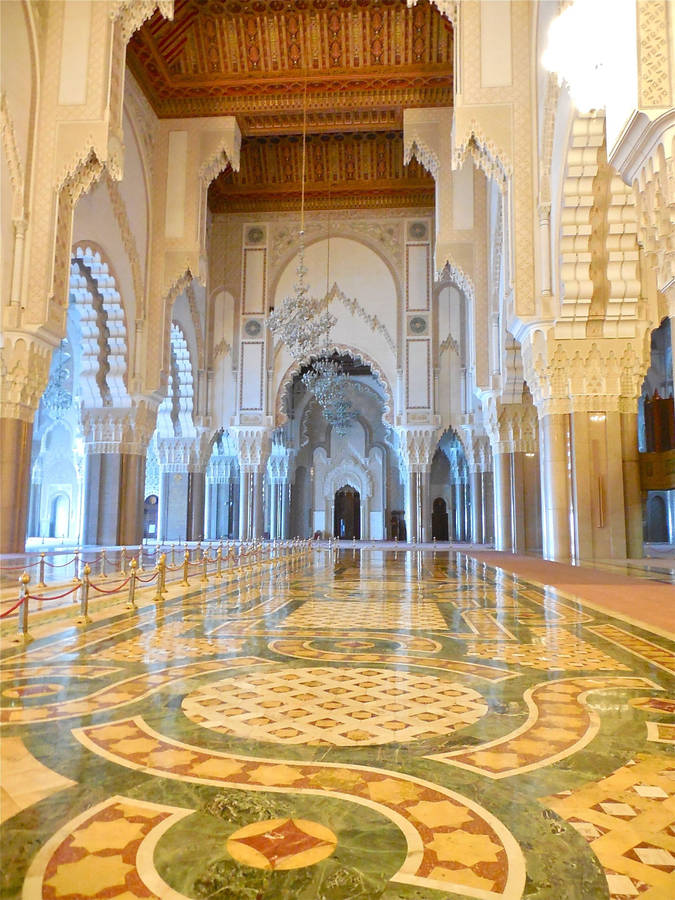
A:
[1,549,674,899]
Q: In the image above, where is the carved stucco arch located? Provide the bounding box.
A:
[70,242,129,408]
[323,455,374,502]
[268,229,404,311]
[453,127,511,192]
[275,343,395,428]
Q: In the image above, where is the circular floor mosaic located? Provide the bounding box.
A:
[182,666,487,746]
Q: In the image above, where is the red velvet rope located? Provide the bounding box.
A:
[89,576,131,594]
[27,584,80,602]
[0,597,26,618]
[1,560,41,571]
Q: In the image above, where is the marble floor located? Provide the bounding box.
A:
[1,549,674,899]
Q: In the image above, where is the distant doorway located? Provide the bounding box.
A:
[49,493,70,538]
[143,494,159,540]
[646,494,669,542]
[432,497,449,541]
[334,486,361,539]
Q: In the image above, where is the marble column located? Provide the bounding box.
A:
[238,470,252,540]
[470,470,483,544]
[511,451,526,553]
[187,469,206,541]
[482,470,494,544]
[0,417,33,553]
[252,470,264,539]
[539,412,572,561]
[118,452,146,546]
[621,411,644,558]
[493,451,513,552]
[523,451,542,552]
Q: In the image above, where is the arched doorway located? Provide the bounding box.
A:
[334,486,360,539]
[646,494,669,542]
[49,494,70,538]
[143,495,159,540]
[432,497,449,540]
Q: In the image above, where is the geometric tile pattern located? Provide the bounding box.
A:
[466,628,630,671]
[542,755,675,900]
[181,667,488,746]
[589,625,675,676]
[226,818,338,870]
[23,796,186,900]
[428,676,658,778]
[74,716,525,897]
[97,623,246,662]
[279,599,448,630]
[268,638,514,681]
[0,658,265,725]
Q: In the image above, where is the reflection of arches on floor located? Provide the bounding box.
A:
[49,493,70,538]
[646,494,669,542]
[334,485,360,539]
[143,495,159,539]
[432,497,449,541]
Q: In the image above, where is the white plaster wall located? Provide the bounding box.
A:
[272,237,398,404]
[119,109,149,290]
[211,289,237,429]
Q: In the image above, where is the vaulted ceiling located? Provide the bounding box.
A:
[127,0,452,210]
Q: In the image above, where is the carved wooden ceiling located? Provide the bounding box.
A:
[127,0,450,209]
[209,132,435,211]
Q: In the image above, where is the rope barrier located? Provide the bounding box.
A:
[1,559,41,571]
[135,572,158,584]
[43,557,78,568]
[0,597,26,618]
[26,584,80,602]
[89,576,132,595]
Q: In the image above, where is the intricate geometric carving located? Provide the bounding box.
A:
[0,334,52,422]
[397,425,437,471]
[0,90,25,217]
[637,1,672,108]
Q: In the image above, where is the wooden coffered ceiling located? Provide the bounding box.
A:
[127,0,451,210]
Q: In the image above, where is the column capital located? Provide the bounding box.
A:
[397,426,438,473]
[0,332,54,422]
[482,393,538,455]
[521,331,651,417]
[81,398,159,455]
[231,426,273,472]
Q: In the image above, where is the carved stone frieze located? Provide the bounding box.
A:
[521,331,652,417]
[80,398,158,455]
[397,425,438,472]
[0,333,53,422]
[231,426,272,471]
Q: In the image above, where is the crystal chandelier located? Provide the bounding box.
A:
[42,340,72,420]
[268,77,336,360]
[302,358,358,435]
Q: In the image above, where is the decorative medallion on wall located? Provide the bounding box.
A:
[408,315,428,335]
[408,221,428,241]
[246,226,266,245]
[244,319,263,337]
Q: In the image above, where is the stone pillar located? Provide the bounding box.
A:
[0,336,51,553]
[482,470,495,544]
[238,470,252,540]
[511,451,526,552]
[470,470,483,543]
[493,450,513,552]
[119,452,146,546]
[252,470,264,539]
[539,413,572,561]
[523,451,542,552]
[620,411,644,558]
[0,418,34,553]
[187,469,206,541]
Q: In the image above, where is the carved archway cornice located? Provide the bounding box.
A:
[275,343,394,428]
[453,125,511,190]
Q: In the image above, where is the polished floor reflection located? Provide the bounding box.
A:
[1,549,674,899]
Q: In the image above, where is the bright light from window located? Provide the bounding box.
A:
[542,0,637,118]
